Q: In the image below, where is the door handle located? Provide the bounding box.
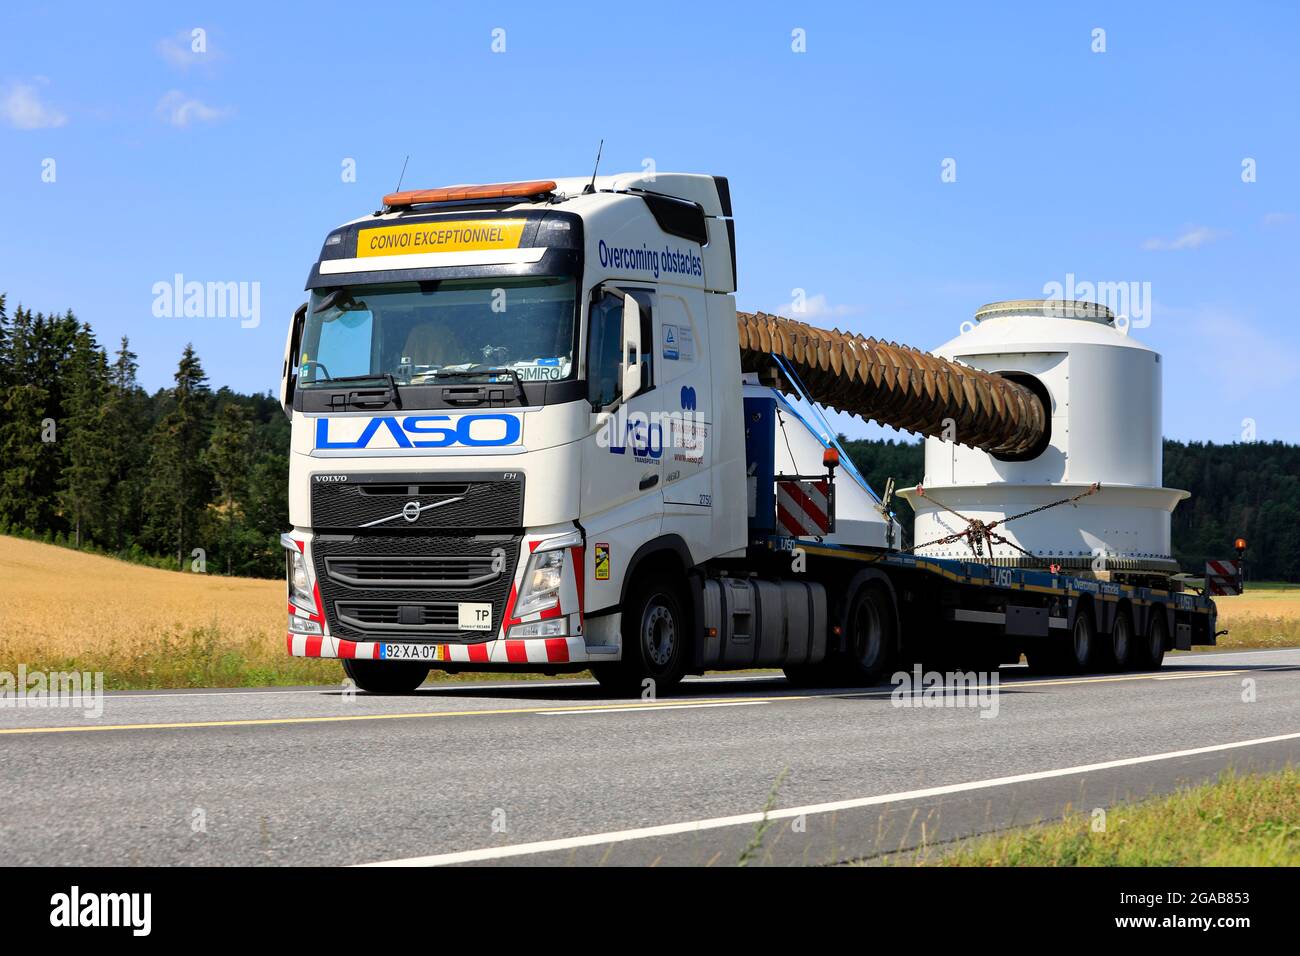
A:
[639,473,659,491]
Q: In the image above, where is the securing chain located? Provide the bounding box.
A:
[906,482,1102,562]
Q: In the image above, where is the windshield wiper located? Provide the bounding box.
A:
[313,372,390,386]
[316,372,401,409]
[434,367,526,405]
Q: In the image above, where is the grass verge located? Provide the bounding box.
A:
[907,768,1300,866]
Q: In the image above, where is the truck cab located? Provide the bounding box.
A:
[280,174,750,692]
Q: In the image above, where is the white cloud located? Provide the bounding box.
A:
[157,29,220,70]
[156,90,232,127]
[1141,226,1224,251]
[1,81,67,129]
[774,293,861,322]
[1262,212,1295,227]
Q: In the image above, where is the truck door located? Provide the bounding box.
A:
[580,287,664,599]
[657,290,714,561]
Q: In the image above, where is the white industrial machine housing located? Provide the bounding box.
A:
[899,300,1187,573]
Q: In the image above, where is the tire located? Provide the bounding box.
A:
[1064,604,1097,673]
[1135,607,1168,670]
[342,658,429,694]
[1102,605,1135,671]
[832,581,897,686]
[592,569,689,697]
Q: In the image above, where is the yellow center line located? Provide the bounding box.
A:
[989,669,1245,690]
[0,696,813,736]
[0,668,1251,736]
[829,669,1248,699]
[1152,670,1246,681]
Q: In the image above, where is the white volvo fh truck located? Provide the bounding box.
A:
[279,173,1218,694]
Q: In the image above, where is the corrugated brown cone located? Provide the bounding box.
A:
[737,311,1045,456]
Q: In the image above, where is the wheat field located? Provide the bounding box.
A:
[1209,587,1300,650]
[0,534,338,687]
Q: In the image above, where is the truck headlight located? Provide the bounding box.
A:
[286,548,314,609]
[514,549,565,618]
[513,532,581,619]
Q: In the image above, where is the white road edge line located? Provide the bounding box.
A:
[356,730,1300,867]
[540,701,768,716]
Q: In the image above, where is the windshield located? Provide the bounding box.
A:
[299,277,577,387]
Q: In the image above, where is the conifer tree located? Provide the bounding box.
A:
[143,344,212,569]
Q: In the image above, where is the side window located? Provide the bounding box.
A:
[586,289,654,409]
[633,290,654,391]
[586,292,623,408]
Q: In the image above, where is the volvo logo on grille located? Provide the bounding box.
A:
[360,494,466,528]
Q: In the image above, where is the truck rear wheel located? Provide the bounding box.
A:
[342,658,430,694]
[1102,606,1135,671]
[593,570,689,697]
[833,581,897,686]
[1135,608,1168,670]
[1064,605,1097,673]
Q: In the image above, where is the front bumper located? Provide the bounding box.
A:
[286,632,589,663]
[281,528,591,664]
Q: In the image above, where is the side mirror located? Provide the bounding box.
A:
[621,293,642,399]
[280,302,307,418]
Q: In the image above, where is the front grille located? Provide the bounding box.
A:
[311,533,521,642]
[324,551,506,588]
[311,472,523,531]
[335,601,461,631]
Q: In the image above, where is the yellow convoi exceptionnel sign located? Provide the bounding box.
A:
[355,219,527,258]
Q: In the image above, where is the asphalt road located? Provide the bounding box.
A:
[2,648,1298,866]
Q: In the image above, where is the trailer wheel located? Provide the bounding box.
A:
[342,658,429,694]
[1064,604,1097,673]
[1102,605,1135,671]
[836,581,897,686]
[1135,607,1168,670]
[593,570,689,697]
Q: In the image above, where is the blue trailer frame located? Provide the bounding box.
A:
[761,533,1218,657]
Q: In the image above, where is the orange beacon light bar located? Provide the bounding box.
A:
[383,180,558,208]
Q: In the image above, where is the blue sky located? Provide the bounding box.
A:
[2,1,1297,442]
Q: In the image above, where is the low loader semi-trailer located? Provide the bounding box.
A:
[278,173,1220,694]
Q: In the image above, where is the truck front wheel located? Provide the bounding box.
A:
[593,571,689,697]
[342,658,430,694]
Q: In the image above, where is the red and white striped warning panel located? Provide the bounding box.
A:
[1205,560,1242,596]
[776,479,831,536]
[287,634,588,663]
